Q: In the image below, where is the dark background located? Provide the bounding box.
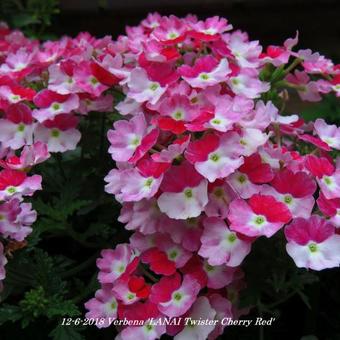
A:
[55,0,340,62]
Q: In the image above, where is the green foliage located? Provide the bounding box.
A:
[0,111,121,338]
[49,325,85,340]
[0,0,60,39]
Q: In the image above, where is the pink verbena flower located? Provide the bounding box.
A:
[97,243,138,284]
[0,103,34,150]
[127,68,166,105]
[34,114,81,153]
[305,155,340,199]
[185,133,244,182]
[174,296,217,340]
[189,16,232,41]
[0,198,36,241]
[228,69,269,98]
[107,113,158,163]
[32,89,79,123]
[105,159,168,202]
[317,192,340,228]
[157,161,208,219]
[84,285,118,328]
[150,273,201,317]
[261,169,316,218]
[284,215,340,270]
[198,217,252,266]
[228,194,292,237]
[179,56,231,89]
[314,118,340,150]
[0,169,41,201]
[228,153,274,199]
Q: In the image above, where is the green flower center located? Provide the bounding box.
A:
[127,293,135,300]
[173,111,183,120]
[210,153,220,162]
[169,250,178,259]
[238,174,246,183]
[51,129,60,138]
[0,214,4,221]
[184,188,193,198]
[52,103,60,110]
[90,77,99,85]
[149,83,159,91]
[255,216,265,225]
[131,137,140,146]
[145,324,153,331]
[324,176,332,185]
[117,264,125,273]
[144,178,153,187]
[228,233,237,243]
[211,118,221,125]
[308,243,318,253]
[7,187,16,194]
[284,195,293,204]
[173,292,182,301]
[232,78,240,85]
[17,123,25,132]
[200,73,209,80]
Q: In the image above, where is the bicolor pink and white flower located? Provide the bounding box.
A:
[0,169,41,201]
[199,217,252,266]
[34,114,81,153]
[228,194,292,237]
[32,89,79,122]
[179,56,231,89]
[96,243,138,284]
[185,133,244,183]
[285,216,340,270]
[314,118,340,150]
[85,285,118,328]
[157,162,208,219]
[0,103,34,150]
[107,113,158,163]
[150,273,201,317]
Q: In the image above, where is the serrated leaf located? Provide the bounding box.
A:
[0,304,22,325]
[49,325,85,340]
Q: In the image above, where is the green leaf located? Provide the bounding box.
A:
[12,14,40,27]
[0,304,22,325]
[49,325,85,340]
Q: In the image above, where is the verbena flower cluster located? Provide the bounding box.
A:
[0,13,340,339]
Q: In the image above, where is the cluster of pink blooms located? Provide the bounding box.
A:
[0,13,340,338]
